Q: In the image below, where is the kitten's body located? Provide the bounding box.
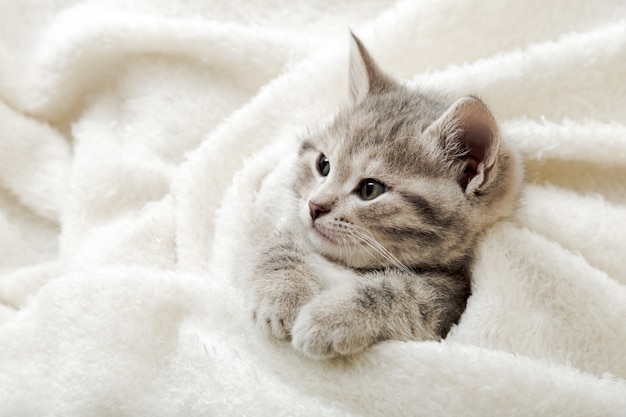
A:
[243,35,522,359]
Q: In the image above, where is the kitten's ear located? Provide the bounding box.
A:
[348,33,395,105]
[428,96,500,194]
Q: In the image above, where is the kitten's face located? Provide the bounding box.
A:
[295,94,473,269]
[292,35,521,270]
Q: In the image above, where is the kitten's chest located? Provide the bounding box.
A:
[309,253,359,290]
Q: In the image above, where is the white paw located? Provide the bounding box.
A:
[252,295,301,340]
[291,297,378,359]
[252,282,318,340]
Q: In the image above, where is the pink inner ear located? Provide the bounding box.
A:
[459,156,479,190]
[461,118,493,165]
[440,97,499,192]
[424,96,499,192]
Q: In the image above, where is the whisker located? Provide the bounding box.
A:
[345,226,378,267]
[348,224,412,274]
[354,233,402,270]
[356,230,412,273]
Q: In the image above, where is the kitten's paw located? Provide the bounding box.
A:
[252,305,293,340]
[291,299,378,359]
[252,290,312,340]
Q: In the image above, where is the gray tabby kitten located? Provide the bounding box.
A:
[246,34,522,359]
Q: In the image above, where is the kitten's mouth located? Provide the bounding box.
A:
[310,222,337,245]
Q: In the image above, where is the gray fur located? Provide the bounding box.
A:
[245,34,523,359]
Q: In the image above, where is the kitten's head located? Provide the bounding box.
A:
[294,34,522,270]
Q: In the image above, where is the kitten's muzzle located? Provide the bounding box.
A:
[309,200,331,221]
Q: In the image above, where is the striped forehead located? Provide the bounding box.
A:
[332,146,385,183]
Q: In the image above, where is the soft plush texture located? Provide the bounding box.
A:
[1,1,626,415]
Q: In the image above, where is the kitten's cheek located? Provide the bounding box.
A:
[300,202,327,238]
[299,202,336,251]
[299,203,313,230]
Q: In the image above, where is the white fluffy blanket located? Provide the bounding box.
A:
[2,1,626,415]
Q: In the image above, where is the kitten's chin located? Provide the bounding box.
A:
[305,225,372,269]
[306,224,338,250]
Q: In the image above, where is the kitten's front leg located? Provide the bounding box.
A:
[250,231,321,339]
[291,271,462,359]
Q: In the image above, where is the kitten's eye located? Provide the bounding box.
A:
[359,179,387,200]
[317,154,330,176]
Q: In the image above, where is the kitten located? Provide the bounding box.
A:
[244,34,522,359]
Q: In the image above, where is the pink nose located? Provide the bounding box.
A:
[308,200,330,221]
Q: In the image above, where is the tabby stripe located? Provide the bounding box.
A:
[356,282,396,312]
[387,121,403,141]
[298,140,317,156]
[379,225,443,244]
[260,252,304,272]
[398,192,450,227]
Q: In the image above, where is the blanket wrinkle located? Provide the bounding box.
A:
[412,21,626,122]
[0,100,70,222]
[0,1,376,124]
[1,1,626,416]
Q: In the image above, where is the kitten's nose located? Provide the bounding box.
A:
[309,200,330,221]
